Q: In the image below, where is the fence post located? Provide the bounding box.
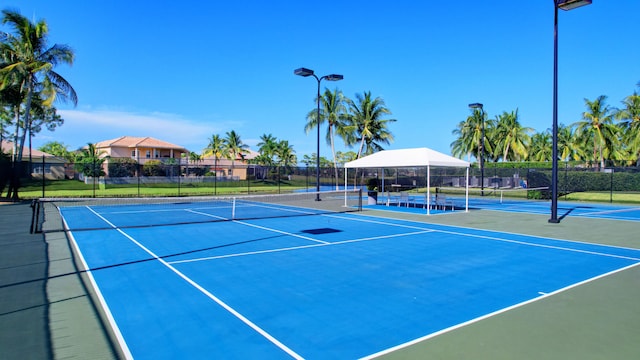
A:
[137,163,141,197]
[609,168,614,203]
[41,156,45,198]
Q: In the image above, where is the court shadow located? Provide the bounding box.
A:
[558,207,575,221]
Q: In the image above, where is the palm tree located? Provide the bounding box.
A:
[450,118,476,162]
[256,133,278,166]
[346,91,396,159]
[453,108,490,165]
[223,130,249,177]
[528,131,552,162]
[0,92,13,145]
[75,143,106,177]
[573,95,619,168]
[493,109,532,161]
[202,133,226,176]
[557,123,584,162]
[275,140,296,168]
[0,9,77,167]
[304,88,348,189]
[615,88,640,164]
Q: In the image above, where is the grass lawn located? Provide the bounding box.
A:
[561,191,640,204]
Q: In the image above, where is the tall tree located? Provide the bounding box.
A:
[256,133,278,166]
[202,134,226,177]
[304,88,348,189]
[346,91,396,158]
[74,143,106,178]
[203,134,225,159]
[573,95,619,168]
[615,87,640,164]
[451,108,490,164]
[557,123,584,162]
[528,131,552,162]
[493,109,532,161]
[223,130,249,175]
[275,140,296,168]
[450,118,475,162]
[0,9,77,199]
[38,140,72,160]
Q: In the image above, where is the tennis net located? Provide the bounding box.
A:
[32,189,362,233]
[437,186,549,206]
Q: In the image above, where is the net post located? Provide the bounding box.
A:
[30,199,40,234]
[358,188,362,211]
[232,197,236,219]
[343,189,347,208]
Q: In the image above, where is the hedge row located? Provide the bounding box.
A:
[527,169,640,198]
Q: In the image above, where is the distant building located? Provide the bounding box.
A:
[1,140,67,179]
[198,149,259,180]
[95,136,189,164]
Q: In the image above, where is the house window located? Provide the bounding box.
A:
[33,164,52,174]
[155,150,160,158]
[131,150,136,158]
[146,150,151,158]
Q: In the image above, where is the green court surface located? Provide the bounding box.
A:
[1,200,639,359]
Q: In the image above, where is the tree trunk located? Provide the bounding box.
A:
[329,125,339,190]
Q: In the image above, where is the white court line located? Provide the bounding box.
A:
[328,212,640,261]
[65,208,134,360]
[430,228,640,261]
[577,207,640,217]
[183,208,640,264]
[362,210,640,253]
[361,260,640,360]
[169,229,435,265]
[186,209,329,244]
[84,207,304,360]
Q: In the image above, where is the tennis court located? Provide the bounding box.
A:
[36,190,640,359]
[366,188,640,222]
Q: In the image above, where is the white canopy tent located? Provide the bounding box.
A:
[344,147,470,214]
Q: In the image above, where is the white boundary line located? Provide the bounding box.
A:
[169,229,435,265]
[577,207,640,216]
[72,202,640,359]
[467,205,640,223]
[361,261,640,359]
[347,211,640,254]
[64,207,134,360]
[84,207,304,360]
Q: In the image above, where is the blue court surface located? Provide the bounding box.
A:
[60,202,640,359]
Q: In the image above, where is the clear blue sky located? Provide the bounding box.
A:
[5,0,639,160]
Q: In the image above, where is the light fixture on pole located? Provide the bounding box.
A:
[549,0,591,223]
[294,67,343,201]
[469,103,485,196]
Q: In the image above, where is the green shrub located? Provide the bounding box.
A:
[143,160,166,176]
[108,158,138,177]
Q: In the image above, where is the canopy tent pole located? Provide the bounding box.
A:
[426,165,431,215]
[344,167,348,207]
[465,167,469,212]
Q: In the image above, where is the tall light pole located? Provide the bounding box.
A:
[550,0,591,223]
[294,67,343,200]
[469,103,485,196]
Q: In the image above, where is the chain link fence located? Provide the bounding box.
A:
[2,157,639,203]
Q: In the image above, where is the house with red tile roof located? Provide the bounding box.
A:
[95,136,189,163]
